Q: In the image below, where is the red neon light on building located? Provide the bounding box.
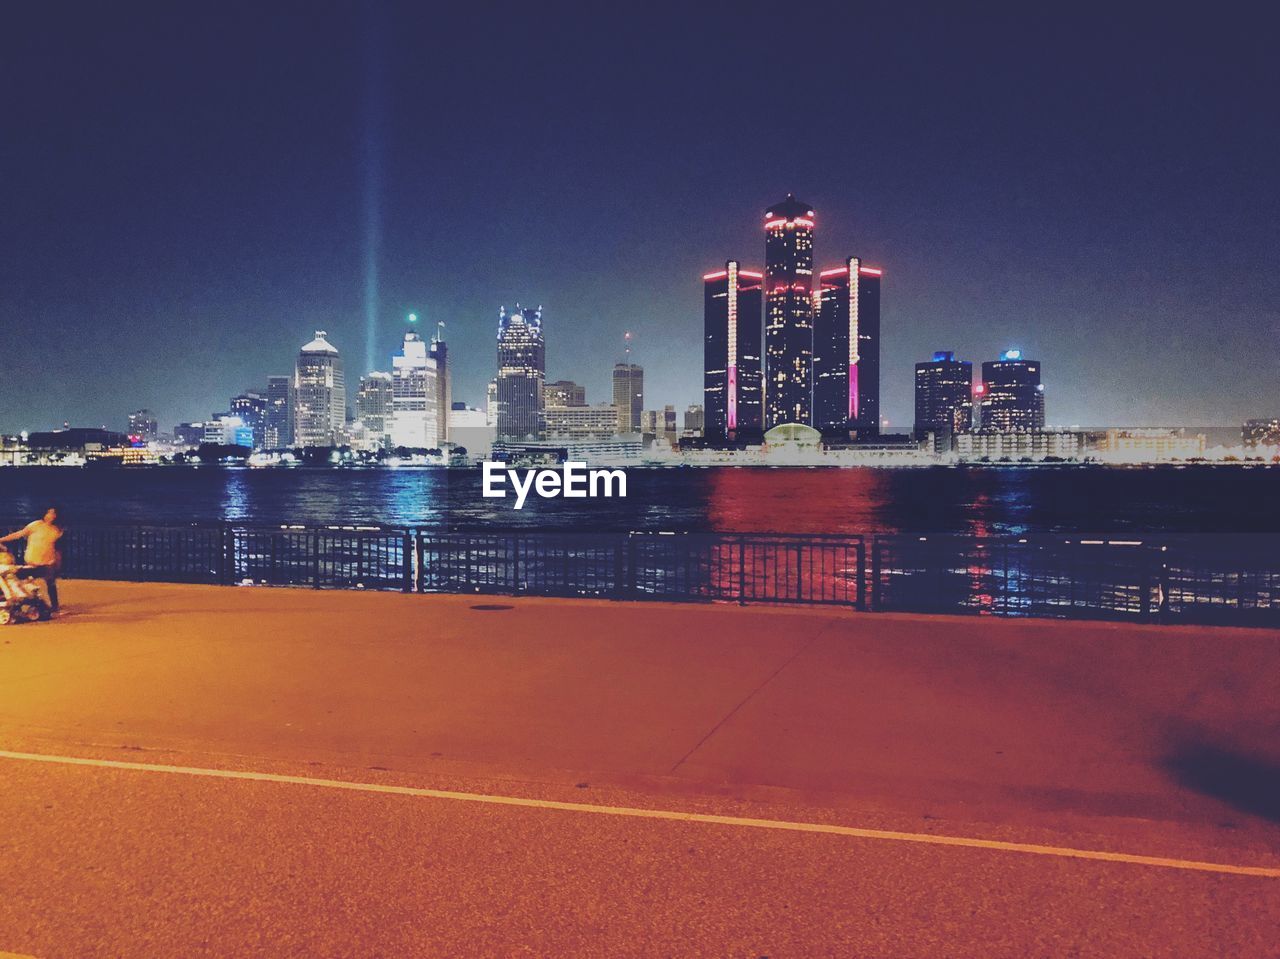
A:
[763,218,786,229]
[858,266,883,276]
[702,270,728,281]
[818,267,849,277]
[848,364,859,422]
[738,270,763,279]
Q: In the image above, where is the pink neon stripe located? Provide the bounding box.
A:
[858,267,883,276]
[727,366,737,429]
[848,364,859,422]
[702,270,727,281]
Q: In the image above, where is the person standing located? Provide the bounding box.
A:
[0,507,64,612]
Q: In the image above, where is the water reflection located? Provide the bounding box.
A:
[1,464,1277,535]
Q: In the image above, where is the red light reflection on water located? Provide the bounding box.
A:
[705,468,894,535]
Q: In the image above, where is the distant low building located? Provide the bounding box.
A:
[544,404,619,440]
[26,427,130,451]
[955,430,1082,461]
[1243,418,1280,449]
[543,380,586,408]
[174,422,206,448]
[1092,429,1205,462]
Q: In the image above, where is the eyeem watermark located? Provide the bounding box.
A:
[482,461,627,509]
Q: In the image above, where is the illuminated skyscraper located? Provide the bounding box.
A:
[703,262,763,441]
[979,351,1045,431]
[612,362,644,433]
[430,324,450,445]
[390,328,442,449]
[264,375,293,448]
[763,195,815,428]
[229,391,267,448]
[357,372,393,449]
[814,258,882,438]
[127,409,158,442]
[496,304,546,440]
[293,331,345,447]
[914,351,973,443]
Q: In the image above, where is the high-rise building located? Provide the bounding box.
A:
[663,405,678,444]
[357,372,393,449]
[612,363,644,434]
[448,401,495,459]
[544,380,586,408]
[390,329,442,449]
[639,407,678,445]
[430,323,450,445]
[683,404,704,437]
[127,409,158,442]
[230,391,267,448]
[979,351,1045,431]
[264,376,293,448]
[914,352,973,444]
[293,331,345,448]
[496,304,546,441]
[763,195,816,428]
[486,380,498,427]
[814,258,882,438]
[703,262,763,442]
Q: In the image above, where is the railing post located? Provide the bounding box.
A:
[738,537,746,605]
[627,532,639,599]
[402,529,413,593]
[856,540,866,611]
[312,528,321,589]
[1140,544,1153,622]
[1159,546,1170,622]
[220,523,232,585]
[612,532,626,600]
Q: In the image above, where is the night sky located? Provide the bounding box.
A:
[3,4,1277,434]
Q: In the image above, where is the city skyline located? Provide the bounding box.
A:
[4,7,1277,434]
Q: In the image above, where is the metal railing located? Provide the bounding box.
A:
[3,521,1277,625]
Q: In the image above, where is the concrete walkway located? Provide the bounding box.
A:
[0,581,1276,956]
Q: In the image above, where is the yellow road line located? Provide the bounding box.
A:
[1,748,1276,879]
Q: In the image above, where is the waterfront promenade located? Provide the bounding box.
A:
[0,582,1277,956]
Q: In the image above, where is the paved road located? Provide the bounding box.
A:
[0,582,1276,956]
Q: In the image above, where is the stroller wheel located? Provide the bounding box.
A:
[20,601,44,623]
[0,608,11,626]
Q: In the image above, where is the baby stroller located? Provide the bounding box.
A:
[0,547,52,625]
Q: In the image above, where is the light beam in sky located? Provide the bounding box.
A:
[361,4,387,375]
